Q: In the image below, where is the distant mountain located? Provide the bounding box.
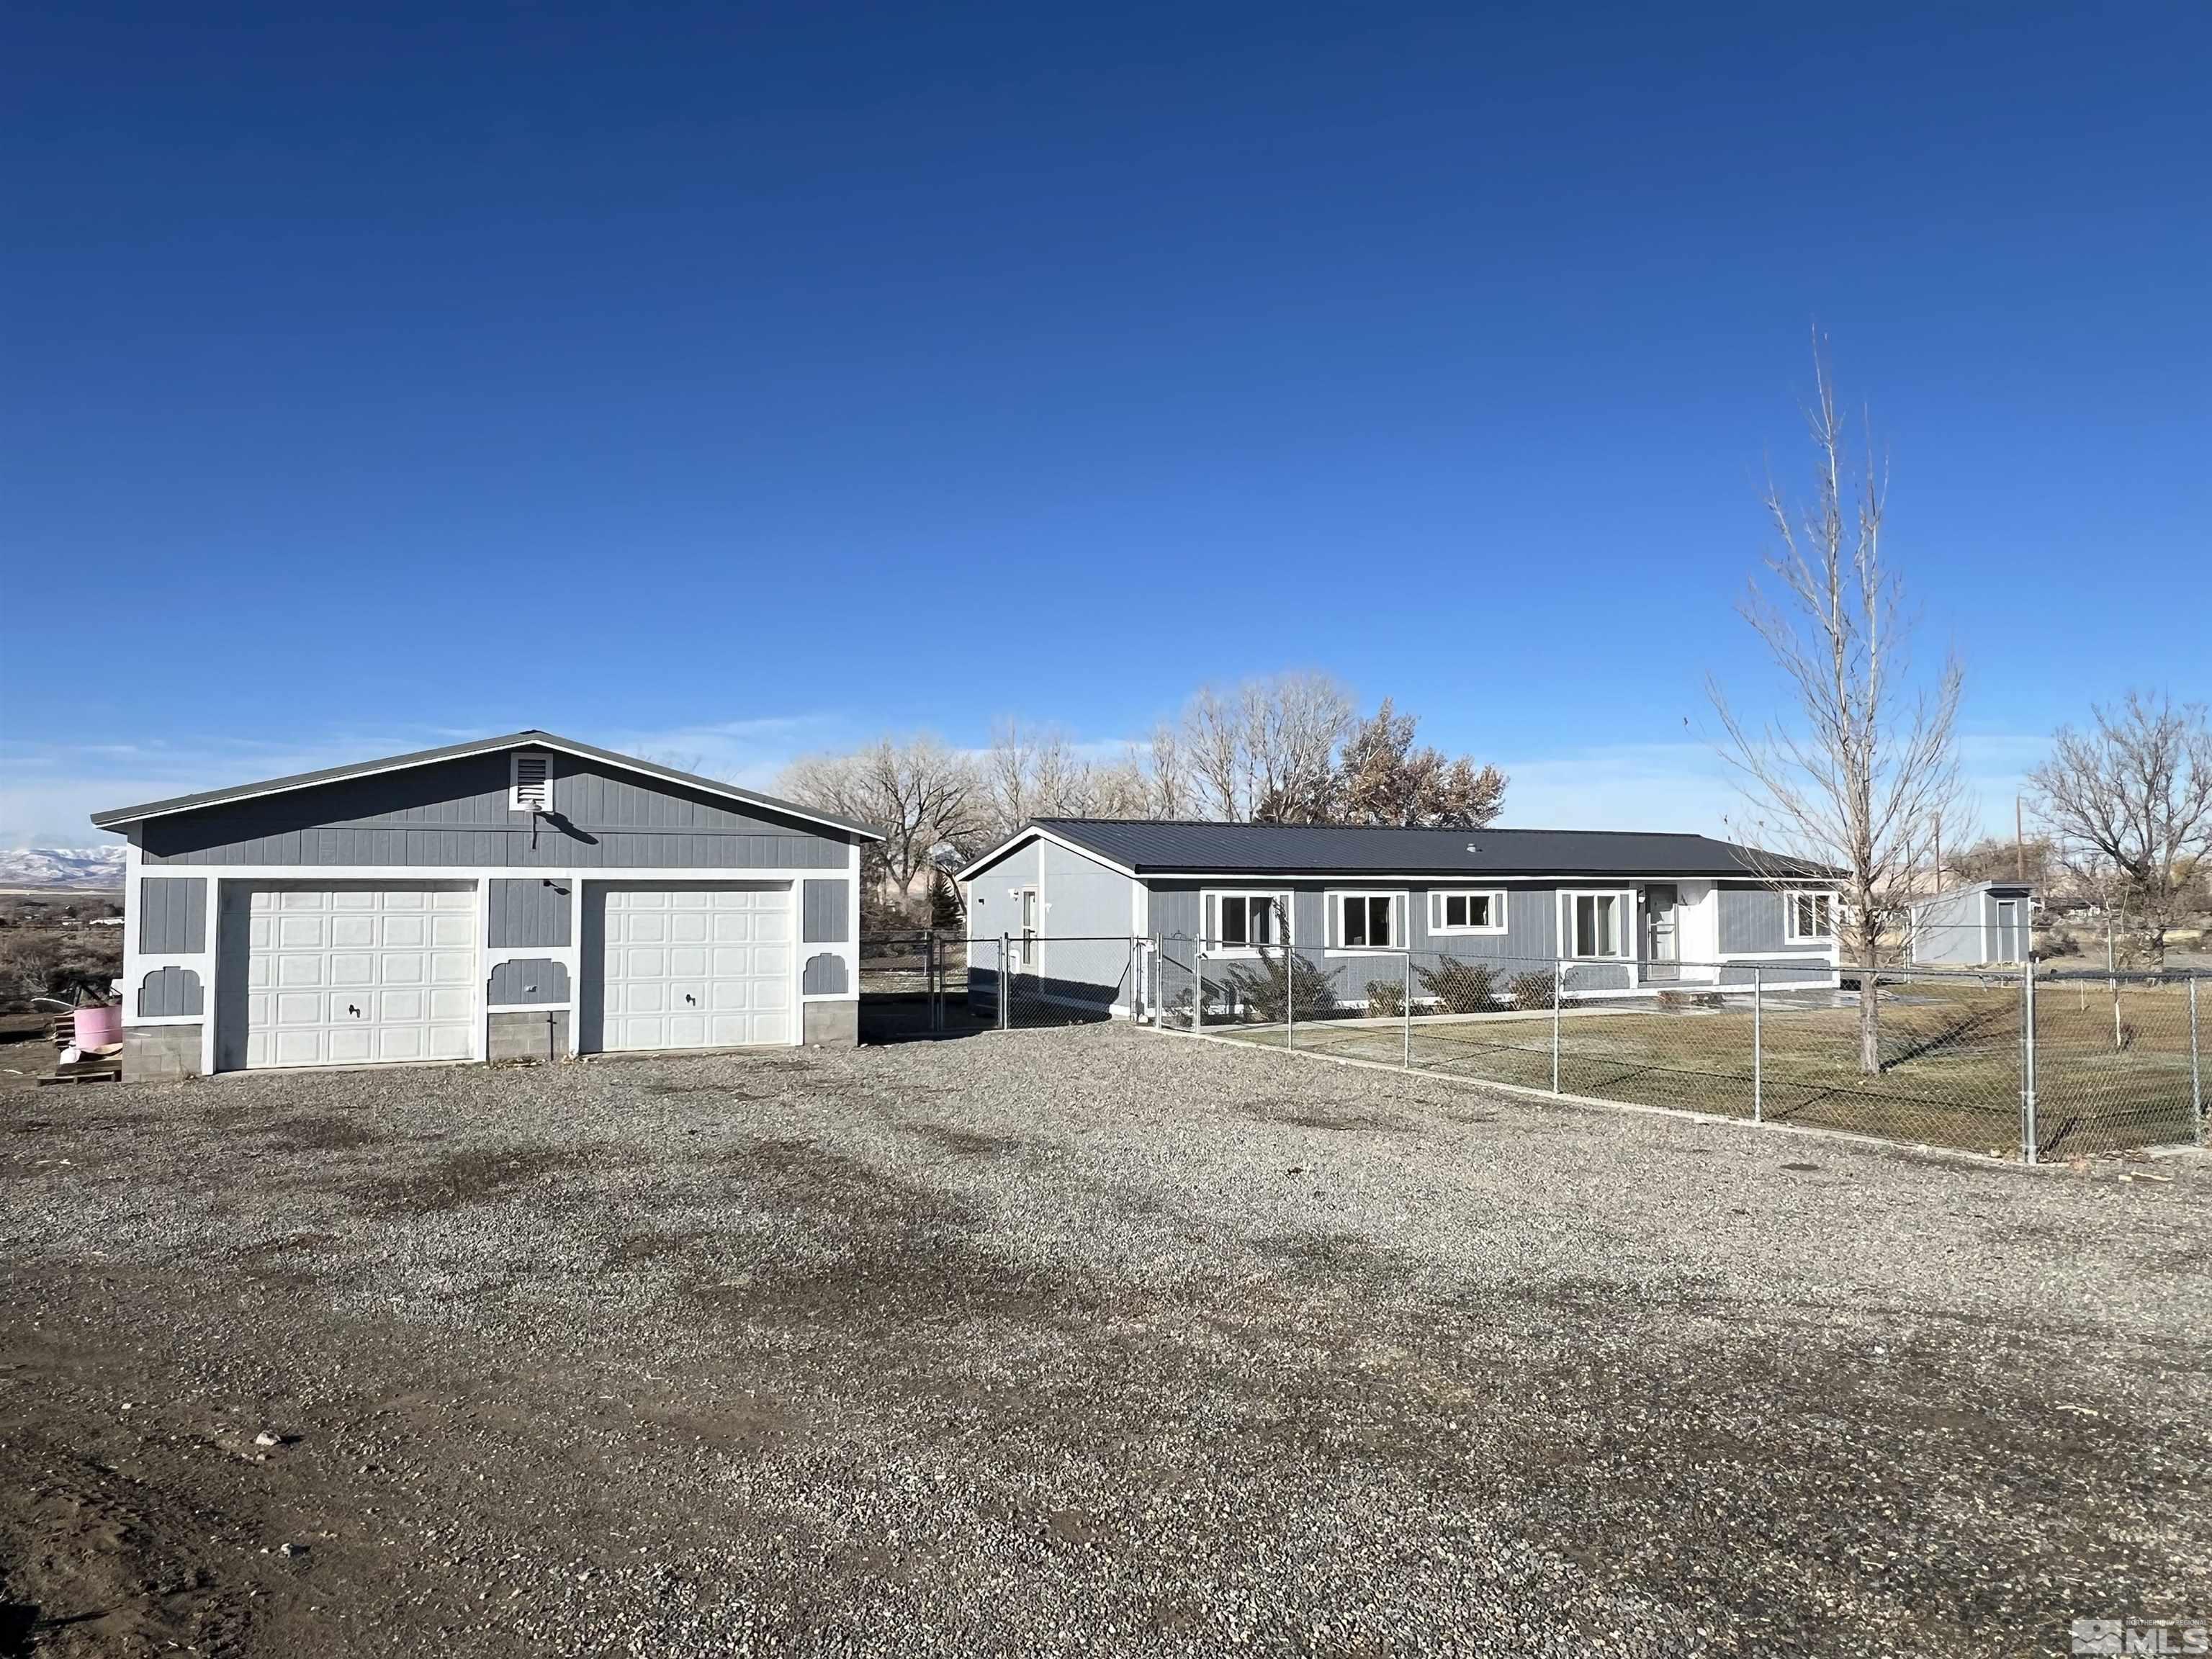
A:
[0,846,127,889]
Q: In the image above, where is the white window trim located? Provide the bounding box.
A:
[1429,887,1508,937]
[1198,888,1293,957]
[508,750,554,813]
[1784,888,1835,945]
[1557,888,1635,961]
[1323,889,1407,953]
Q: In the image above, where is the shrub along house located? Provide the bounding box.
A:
[93,732,878,1080]
[956,820,1843,1017]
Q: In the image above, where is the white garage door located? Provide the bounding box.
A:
[244,886,477,1069]
[593,884,792,1051]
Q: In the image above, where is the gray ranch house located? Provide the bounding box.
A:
[957,820,1843,1017]
[94,731,880,1080]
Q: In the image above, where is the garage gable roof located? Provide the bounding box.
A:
[961,819,1835,881]
[89,730,883,841]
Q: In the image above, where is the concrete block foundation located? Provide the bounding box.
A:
[803,999,859,1047]
[124,1024,203,1082]
[489,1010,570,1064]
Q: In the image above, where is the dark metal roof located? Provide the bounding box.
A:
[1009,819,1834,880]
[89,729,883,840]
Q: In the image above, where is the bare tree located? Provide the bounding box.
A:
[778,737,981,914]
[1948,833,2054,888]
[1335,698,1507,827]
[1181,673,1352,822]
[1710,345,1964,1075]
[2031,691,2212,966]
[981,720,1097,839]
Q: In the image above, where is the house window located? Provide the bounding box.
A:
[1201,890,1290,953]
[1786,890,1835,943]
[1429,889,1507,935]
[1326,891,1404,950]
[1560,890,1631,959]
[509,750,553,812]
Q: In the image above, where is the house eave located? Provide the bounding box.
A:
[89,729,884,842]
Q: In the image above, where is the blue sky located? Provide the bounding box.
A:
[5,1,2206,845]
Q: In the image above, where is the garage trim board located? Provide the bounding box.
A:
[95,732,880,1077]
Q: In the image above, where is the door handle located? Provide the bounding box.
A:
[348,1004,361,1017]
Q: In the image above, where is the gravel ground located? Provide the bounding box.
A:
[1,1025,2207,1658]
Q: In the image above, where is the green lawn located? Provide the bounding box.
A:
[1217,979,2202,1159]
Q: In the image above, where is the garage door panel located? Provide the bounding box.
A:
[593,884,791,1052]
[240,885,476,1071]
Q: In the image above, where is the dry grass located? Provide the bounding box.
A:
[1220,978,2202,1159]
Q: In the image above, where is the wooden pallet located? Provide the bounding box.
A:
[37,1058,122,1087]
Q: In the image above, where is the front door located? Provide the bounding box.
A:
[1994,898,2023,963]
[1015,888,1040,973]
[1645,884,1678,981]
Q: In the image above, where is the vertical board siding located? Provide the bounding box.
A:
[139,965,205,1017]
[489,878,573,948]
[139,876,207,954]
[802,953,850,994]
[801,879,850,944]
[138,750,856,869]
[1717,886,1790,953]
[487,958,570,1006]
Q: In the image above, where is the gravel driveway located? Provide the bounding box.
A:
[2,1025,2207,1656]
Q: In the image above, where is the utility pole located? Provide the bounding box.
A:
[2015,796,2026,881]
[1932,813,1943,896]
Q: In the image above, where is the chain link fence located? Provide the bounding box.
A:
[960,934,1141,1030]
[1153,937,2205,1163]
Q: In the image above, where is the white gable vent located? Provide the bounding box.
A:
[510,750,554,813]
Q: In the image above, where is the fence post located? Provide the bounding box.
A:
[999,932,1010,1032]
[1195,949,1205,1033]
[1285,947,1295,1053]
[1751,963,1763,1125]
[1402,950,1413,1071]
[1551,958,1563,1094]
[2020,956,2038,1164]
[2191,975,2203,1146]
[1152,936,1164,1030]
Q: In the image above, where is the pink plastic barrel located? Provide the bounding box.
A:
[73,1004,122,1049]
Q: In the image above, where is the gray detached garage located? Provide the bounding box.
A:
[94,732,878,1080]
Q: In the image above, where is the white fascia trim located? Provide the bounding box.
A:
[955,827,1137,884]
[1140,871,1843,886]
[103,737,878,843]
[161,865,817,883]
